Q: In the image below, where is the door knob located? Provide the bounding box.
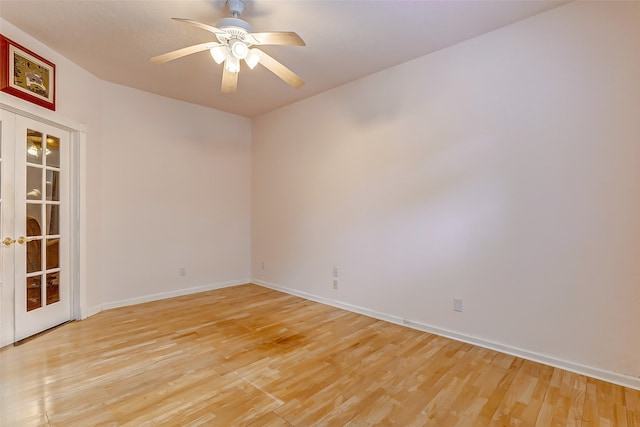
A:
[2,237,16,246]
[17,236,36,245]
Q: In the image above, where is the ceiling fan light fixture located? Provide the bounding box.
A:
[225,56,240,73]
[151,0,305,93]
[230,40,248,59]
[210,45,229,64]
[244,48,261,69]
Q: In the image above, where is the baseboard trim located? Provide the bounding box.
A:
[253,279,640,391]
[101,279,248,311]
[83,304,103,319]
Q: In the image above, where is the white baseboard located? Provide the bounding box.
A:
[82,304,103,319]
[101,279,248,311]
[253,279,640,391]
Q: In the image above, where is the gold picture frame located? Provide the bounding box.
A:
[1,35,56,111]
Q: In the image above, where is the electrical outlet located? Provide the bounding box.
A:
[179,267,187,277]
[333,279,338,289]
[453,298,463,312]
[333,266,339,277]
[261,261,265,270]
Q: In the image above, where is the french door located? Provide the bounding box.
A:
[0,110,70,342]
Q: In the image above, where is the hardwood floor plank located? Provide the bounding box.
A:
[535,369,587,426]
[244,411,292,427]
[0,397,50,427]
[1,284,637,426]
[489,359,555,425]
[625,387,640,427]
[583,378,629,427]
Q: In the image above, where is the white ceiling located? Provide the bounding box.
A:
[0,0,568,118]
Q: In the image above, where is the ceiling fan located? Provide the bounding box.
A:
[150,0,305,93]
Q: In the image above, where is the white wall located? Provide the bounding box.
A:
[98,83,251,306]
[0,19,252,320]
[252,1,640,383]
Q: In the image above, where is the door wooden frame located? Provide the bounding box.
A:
[1,94,86,346]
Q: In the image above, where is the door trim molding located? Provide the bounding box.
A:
[1,94,87,133]
[1,96,87,346]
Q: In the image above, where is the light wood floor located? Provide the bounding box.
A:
[1,284,638,426]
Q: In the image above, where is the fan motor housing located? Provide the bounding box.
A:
[217,17,253,34]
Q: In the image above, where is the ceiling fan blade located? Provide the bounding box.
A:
[255,49,304,88]
[221,67,238,93]
[172,18,226,36]
[248,31,305,46]
[150,42,218,64]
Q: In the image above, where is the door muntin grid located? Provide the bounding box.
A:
[25,129,61,311]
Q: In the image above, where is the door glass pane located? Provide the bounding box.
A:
[46,170,59,201]
[27,239,42,273]
[46,135,60,167]
[27,275,42,311]
[46,272,60,305]
[46,204,59,235]
[27,205,43,236]
[46,238,59,269]
[27,129,43,164]
[27,166,42,200]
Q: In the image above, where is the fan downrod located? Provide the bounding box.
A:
[227,0,245,18]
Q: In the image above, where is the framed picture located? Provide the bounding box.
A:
[1,35,56,111]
